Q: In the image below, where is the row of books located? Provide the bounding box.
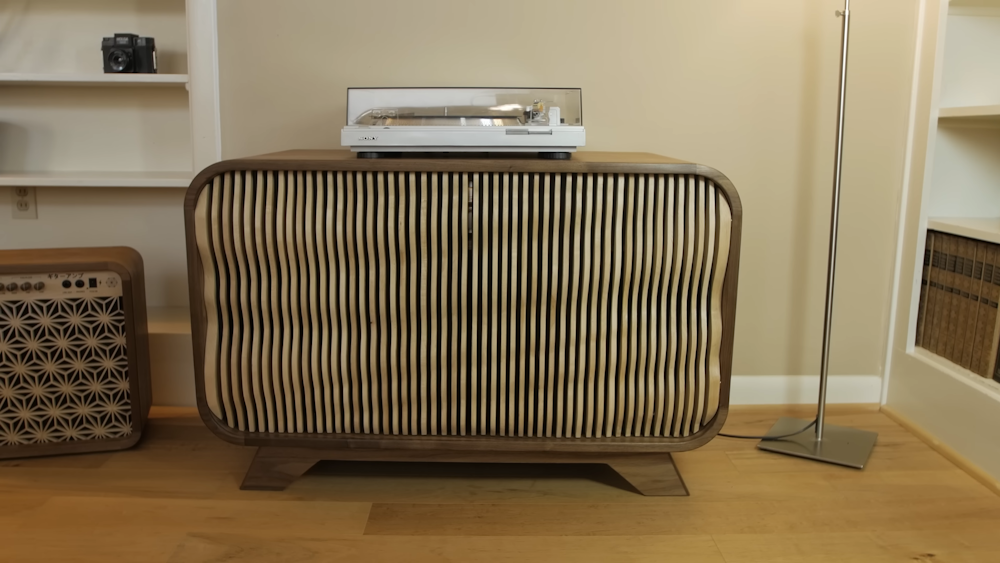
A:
[915,230,1000,380]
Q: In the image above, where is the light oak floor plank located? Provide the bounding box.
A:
[165,534,727,563]
[0,404,997,563]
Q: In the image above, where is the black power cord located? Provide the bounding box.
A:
[718,419,818,441]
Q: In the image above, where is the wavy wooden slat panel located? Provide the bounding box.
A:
[196,171,731,439]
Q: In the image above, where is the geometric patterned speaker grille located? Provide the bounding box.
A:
[0,297,132,446]
[195,171,732,439]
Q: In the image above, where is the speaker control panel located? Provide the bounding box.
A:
[0,271,123,301]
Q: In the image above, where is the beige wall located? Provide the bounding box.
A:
[217,0,919,377]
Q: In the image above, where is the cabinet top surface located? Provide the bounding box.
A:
[241,149,691,166]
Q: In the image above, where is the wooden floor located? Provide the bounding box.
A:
[2,404,1000,562]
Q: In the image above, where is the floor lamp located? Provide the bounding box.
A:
[756,0,878,469]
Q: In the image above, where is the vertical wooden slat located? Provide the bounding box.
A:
[266,173,286,432]
[289,172,309,432]
[345,172,362,433]
[397,173,411,435]
[218,173,242,430]
[538,174,555,436]
[242,172,264,432]
[361,171,377,433]
[680,177,704,435]
[595,174,613,437]
[555,173,572,437]
[302,172,319,433]
[429,173,440,435]
[686,178,707,434]
[499,173,511,436]
[528,173,541,437]
[450,173,461,435]
[418,171,431,435]
[647,175,667,436]
[517,173,530,437]
[275,173,294,431]
[335,172,352,433]
[666,176,684,436]
[490,172,501,435]
[608,174,626,436]
[705,185,731,423]
[322,172,338,433]
[194,179,223,420]
[254,171,277,432]
[471,173,482,435]
[675,177,697,436]
[581,174,598,438]
[232,171,253,431]
[662,175,678,434]
[440,173,451,434]
[623,174,643,436]
[376,172,391,434]
[387,173,400,434]
[569,173,586,438]
[634,175,654,436]
[407,172,420,434]
[459,172,469,436]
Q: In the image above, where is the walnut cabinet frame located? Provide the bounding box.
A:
[184,151,742,494]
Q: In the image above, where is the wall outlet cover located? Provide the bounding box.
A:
[12,187,37,219]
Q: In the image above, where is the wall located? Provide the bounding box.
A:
[216,0,919,392]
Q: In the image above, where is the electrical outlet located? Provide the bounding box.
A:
[12,187,37,219]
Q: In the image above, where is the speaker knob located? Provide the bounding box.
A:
[6,283,17,291]
[20,282,31,291]
[34,282,45,291]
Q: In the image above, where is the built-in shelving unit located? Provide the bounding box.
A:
[884,0,1000,482]
[0,0,220,407]
[0,0,219,186]
[0,73,189,87]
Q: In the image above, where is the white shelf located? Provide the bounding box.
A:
[148,306,191,335]
[0,171,194,188]
[927,216,1000,244]
[911,347,1000,400]
[0,73,189,87]
[950,0,1000,7]
[939,104,1000,122]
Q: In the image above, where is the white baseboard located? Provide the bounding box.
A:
[729,375,883,405]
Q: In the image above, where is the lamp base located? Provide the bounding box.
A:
[756,417,877,469]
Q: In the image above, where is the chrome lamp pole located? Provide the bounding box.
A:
[756,0,878,468]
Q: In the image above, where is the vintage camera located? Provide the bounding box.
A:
[102,33,157,74]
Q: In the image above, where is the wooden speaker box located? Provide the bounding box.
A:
[0,247,151,459]
[184,151,742,494]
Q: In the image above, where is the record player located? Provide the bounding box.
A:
[341,87,586,159]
